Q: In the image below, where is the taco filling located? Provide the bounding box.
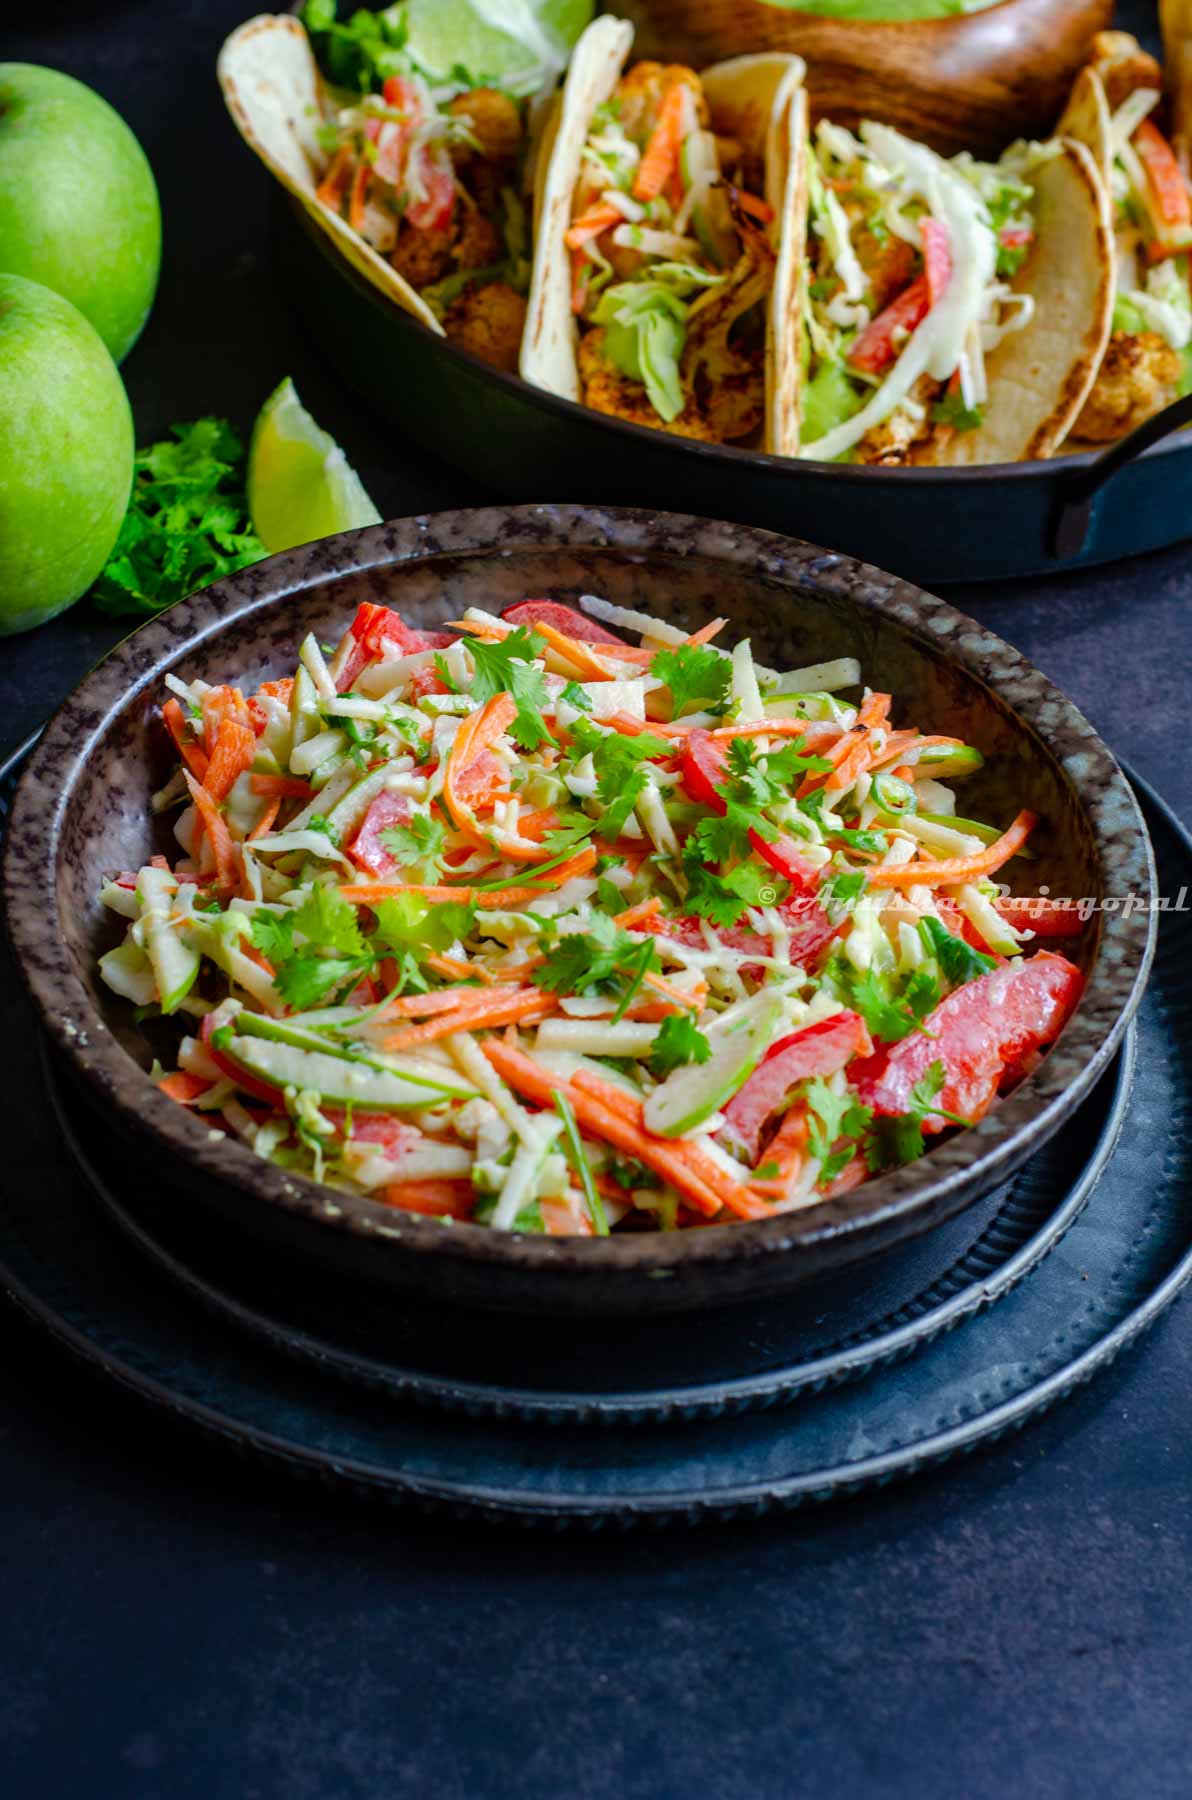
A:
[797,121,1042,464]
[1069,33,1192,442]
[565,63,779,443]
[315,69,531,370]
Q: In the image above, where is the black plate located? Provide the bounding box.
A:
[50,1029,1134,1424]
[276,194,1192,589]
[0,775,1188,1522]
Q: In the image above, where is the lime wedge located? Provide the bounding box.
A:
[247,378,381,555]
[404,0,594,87]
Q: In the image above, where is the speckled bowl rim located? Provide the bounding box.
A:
[3,505,1157,1282]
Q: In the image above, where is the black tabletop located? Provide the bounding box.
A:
[5,4,1192,1797]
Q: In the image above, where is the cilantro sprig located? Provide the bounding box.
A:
[649,1013,711,1078]
[93,420,266,618]
[649,644,731,720]
[536,913,660,1018]
[568,720,672,840]
[462,627,555,753]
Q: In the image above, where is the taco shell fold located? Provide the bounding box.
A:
[930,139,1116,466]
[217,13,444,336]
[520,23,805,453]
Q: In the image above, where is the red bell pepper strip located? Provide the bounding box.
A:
[720,1011,874,1163]
[848,218,952,374]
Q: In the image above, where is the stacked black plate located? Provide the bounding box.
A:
[2,752,1190,1525]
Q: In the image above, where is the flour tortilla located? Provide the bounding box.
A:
[520,15,634,403]
[217,14,444,336]
[930,139,1116,465]
[519,22,806,454]
[1058,65,1113,187]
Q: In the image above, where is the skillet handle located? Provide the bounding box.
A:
[1051,391,1192,560]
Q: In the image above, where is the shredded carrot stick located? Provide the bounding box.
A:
[204,719,256,803]
[184,772,238,893]
[338,844,598,909]
[315,145,352,209]
[866,809,1038,888]
[381,987,520,1020]
[824,732,876,795]
[614,897,662,929]
[162,698,209,783]
[571,1069,768,1220]
[685,619,727,646]
[250,774,315,799]
[748,1108,808,1199]
[248,798,281,842]
[379,989,557,1052]
[348,158,370,233]
[869,732,963,771]
[157,1071,212,1104]
[483,1041,723,1218]
[857,691,892,729]
[427,953,493,984]
[380,1177,475,1219]
[512,806,557,841]
[892,764,914,782]
[564,202,622,250]
[633,79,686,203]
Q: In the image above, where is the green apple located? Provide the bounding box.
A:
[0,64,161,363]
[0,274,133,634]
[644,992,784,1138]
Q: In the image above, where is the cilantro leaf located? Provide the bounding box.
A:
[293,886,366,957]
[863,1058,969,1172]
[804,1078,872,1184]
[825,954,940,1044]
[560,681,592,714]
[250,909,296,967]
[682,848,787,928]
[379,812,445,871]
[536,912,659,1008]
[919,915,996,988]
[92,419,266,618]
[649,1012,711,1077]
[465,628,554,753]
[829,825,887,855]
[371,894,475,958]
[542,815,594,856]
[568,720,671,841]
[275,954,372,1011]
[908,1058,970,1127]
[650,643,731,720]
[931,389,984,432]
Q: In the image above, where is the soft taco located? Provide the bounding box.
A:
[1059,28,1192,443]
[218,12,540,371]
[520,18,807,452]
[791,116,1115,467]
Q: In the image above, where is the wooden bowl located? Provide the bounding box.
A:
[602,0,1114,155]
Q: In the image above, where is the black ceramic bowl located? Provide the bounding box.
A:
[3,507,1156,1315]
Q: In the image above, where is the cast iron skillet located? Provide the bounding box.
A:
[276,195,1192,587]
[2,507,1155,1315]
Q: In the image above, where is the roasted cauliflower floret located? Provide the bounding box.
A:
[1073,329,1181,441]
[578,329,719,440]
[854,375,939,466]
[444,281,527,372]
[447,88,523,166]
[452,202,504,273]
[390,224,454,289]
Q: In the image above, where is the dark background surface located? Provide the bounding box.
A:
[4,3,1192,1796]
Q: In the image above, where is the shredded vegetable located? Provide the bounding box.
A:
[102,598,1085,1235]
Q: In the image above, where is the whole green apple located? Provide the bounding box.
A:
[0,274,134,634]
[0,64,161,364]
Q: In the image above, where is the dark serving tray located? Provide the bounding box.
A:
[275,194,1192,589]
[0,767,1187,1524]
